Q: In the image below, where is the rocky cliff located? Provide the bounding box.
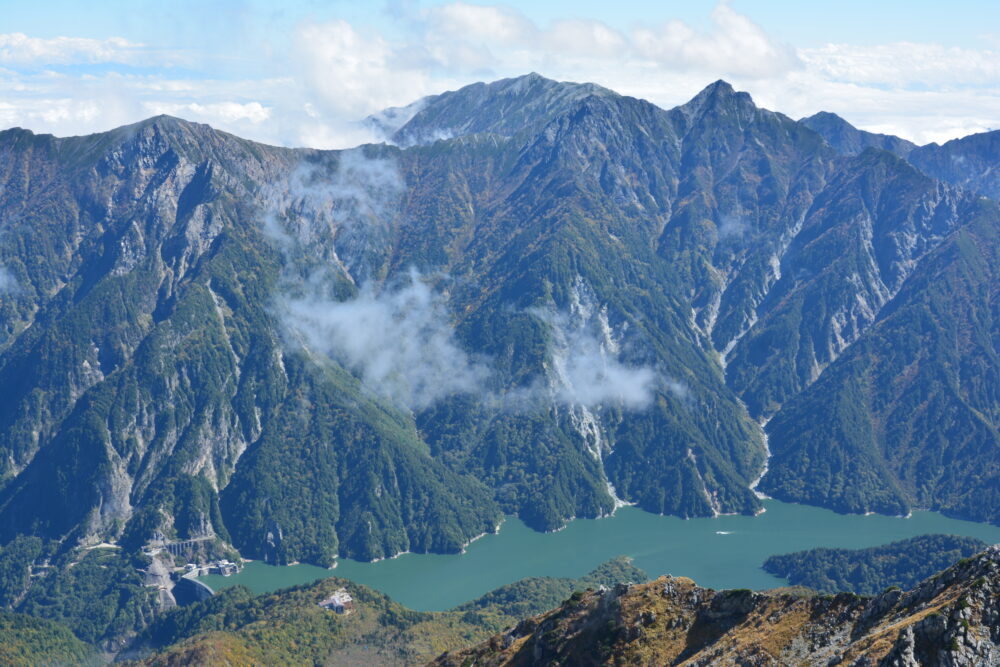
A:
[436,546,1000,666]
[2,74,1000,565]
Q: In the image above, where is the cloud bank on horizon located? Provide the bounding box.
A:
[1,1,997,148]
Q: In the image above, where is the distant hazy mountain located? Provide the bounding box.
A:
[800,111,917,157]
[1,74,1000,568]
[802,110,1000,201]
[908,129,1000,201]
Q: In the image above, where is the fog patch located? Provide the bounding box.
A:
[717,213,750,241]
[527,278,659,411]
[261,148,404,284]
[665,378,691,401]
[261,153,489,411]
[0,266,17,294]
[540,307,657,409]
[282,270,490,411]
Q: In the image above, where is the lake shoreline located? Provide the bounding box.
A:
[201,499,1000,612]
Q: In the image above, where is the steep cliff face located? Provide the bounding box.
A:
[760,194,1000,520]
[726,149,981,419]
[0,119,502,563]
[2,74,1000,564]
[436,546,1000,666]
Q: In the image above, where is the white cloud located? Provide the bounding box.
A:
[633,2,799,79]
[143,101,271,124]
[0,32,174,67]
[0,266,17,294]
[294,19,434,120]
[544,19,627,58]
[428,2,536,47]
[283,271,490,411]
[546,310,658,410]
[0,2,998,148]
[801,42,1000,87]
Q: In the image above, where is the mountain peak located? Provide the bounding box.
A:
[703,79,736,95]
[386,73,616,146]
[671,79,759,131]
[681,79,753,113]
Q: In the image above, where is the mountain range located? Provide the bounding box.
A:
[1,73,999,568]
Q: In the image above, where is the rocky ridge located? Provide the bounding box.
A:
[435,546,1000,666]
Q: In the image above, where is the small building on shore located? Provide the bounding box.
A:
[319,588,354,614]
[208,560,239,576]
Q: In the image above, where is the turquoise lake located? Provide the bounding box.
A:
[200,499,1000,611]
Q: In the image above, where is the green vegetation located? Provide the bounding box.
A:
[0,537,151,651]
[454,556,647,625]
[0,611,97,666]
[760,198,1000,522]
[135,558,646,665]
[1,73,1000,600]
[16,548,159,646]
[0,535,46,607]
[762,535,988,595]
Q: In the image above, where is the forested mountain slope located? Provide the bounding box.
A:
[1,74,999,569]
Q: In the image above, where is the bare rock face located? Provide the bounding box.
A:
[3,75,1000,568]
[434,547,1000,666]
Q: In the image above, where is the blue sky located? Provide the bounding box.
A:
[2,1,998,146]
[7,1,999,48]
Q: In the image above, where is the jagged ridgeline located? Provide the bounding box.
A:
[436,546,1000,665]
[1,73,999,565]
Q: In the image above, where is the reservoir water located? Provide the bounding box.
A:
[201,499,1000,611]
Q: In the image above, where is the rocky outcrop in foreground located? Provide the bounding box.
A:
[435,545,1000,666]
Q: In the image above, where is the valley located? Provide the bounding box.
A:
[2,67,1000,664]
[201,500,1000,611]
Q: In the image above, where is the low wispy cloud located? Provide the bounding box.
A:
[261,154,664,414]
[0,32,178,67]
[261,148,404,280]
[262,150,490,411]
[543,307,658,410]
[717,213,751,242]
[0,266,17,293]
[282,270,491,411]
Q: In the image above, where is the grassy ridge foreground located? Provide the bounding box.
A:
[128,557,647,666]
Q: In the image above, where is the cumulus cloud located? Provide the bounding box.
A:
[294,19,434,120]
[143,101,271,124]
[633,2,799,79]
[543,19,627,59]
[427,2,536,48]
[1,2,997,150]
